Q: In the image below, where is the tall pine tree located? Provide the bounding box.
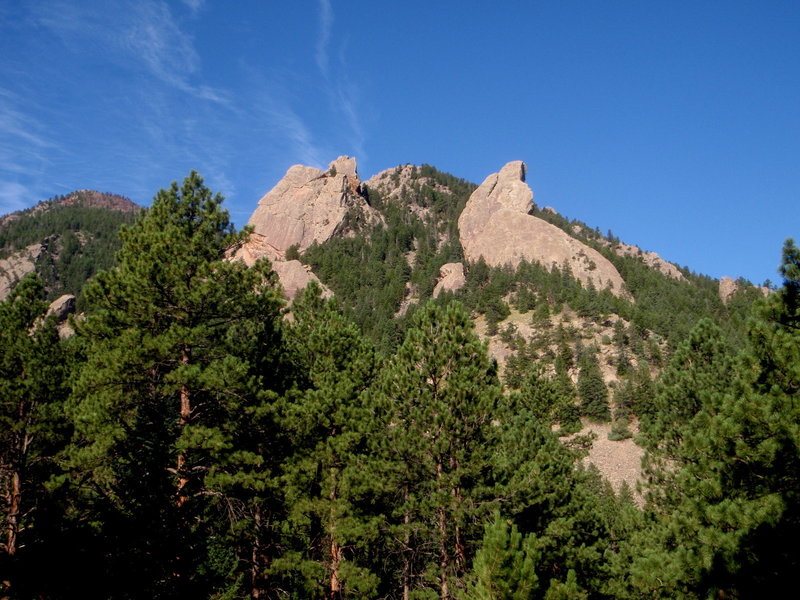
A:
[65,172,286,598]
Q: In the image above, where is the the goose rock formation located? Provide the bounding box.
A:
[458,161,629,298]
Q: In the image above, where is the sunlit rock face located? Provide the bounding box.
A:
[458,161,629,299]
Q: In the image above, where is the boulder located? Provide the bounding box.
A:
[46,294,76,322]
[432,262,466,298]
[458,162,629,298]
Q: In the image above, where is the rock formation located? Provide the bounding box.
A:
[458,161,629,298]
[432,262,466,298]
[719,276,770,304]
[245,156,379,258]
[611,242,685,281]
[0,243,44,300]
[45,294,77,339]
[235,156,377,300]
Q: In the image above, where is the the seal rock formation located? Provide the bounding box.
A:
[458,161,629,298]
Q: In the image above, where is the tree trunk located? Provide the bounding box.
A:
[176,346,191,507]
[436,461,449,600]
[250,504,267,599]
[403,482,411,600]
[5,471,20,557]
[329,464,342,600]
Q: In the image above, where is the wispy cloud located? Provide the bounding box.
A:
[181,0,205,15]
[313,3,368,162]
[315,0,333,76]
[0,88,57,212]
[264,100,327,169]
[0,181,36,215]
[33,0,227,103]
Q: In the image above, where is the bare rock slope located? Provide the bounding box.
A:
[458,161,629,298]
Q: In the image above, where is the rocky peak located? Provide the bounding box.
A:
[609,242,685,281]
[458,161,630,299]
[719,276,770,303]
[235,156,378,301]
[244,156,379,259]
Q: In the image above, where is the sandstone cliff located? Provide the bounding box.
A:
[245,156,380,258]
[235,156,376,300]
[458,161,629,298]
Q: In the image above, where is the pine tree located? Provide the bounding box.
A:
[630,239,800,598]
[461,511,538,600]
[278,284,383,599]
[65,172,286,597]
[577,346,610,422]
[0,276,68,596]
[374,300,502,599]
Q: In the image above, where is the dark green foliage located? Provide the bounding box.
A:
[65,172,286,598]
[278,284,383,598]
[461,511,538,600]
[624,239,800,599]
[0,276,69,597]
[302,165,474,354]
[374,300,503,598]
[577,346,610,422]
[0,194,137,306]
[515,366,580,433]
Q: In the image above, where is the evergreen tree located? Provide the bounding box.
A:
[461,511,538,600]
[278,284,383,599]
[576,346,610,422]
[0,276,68,597]
[64,172,286,598]
[630,239,800,598]
[374,300,502,599]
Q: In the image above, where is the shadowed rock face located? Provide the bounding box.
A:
[458,161,629,299]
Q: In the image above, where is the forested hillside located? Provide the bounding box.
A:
[0,190,139,306]
[1,172,797,599]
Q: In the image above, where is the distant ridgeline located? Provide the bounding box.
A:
[0,190,139,306]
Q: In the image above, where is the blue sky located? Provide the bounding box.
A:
[1,1,798,285]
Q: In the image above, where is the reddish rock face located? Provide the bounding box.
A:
[458,161,630,299]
